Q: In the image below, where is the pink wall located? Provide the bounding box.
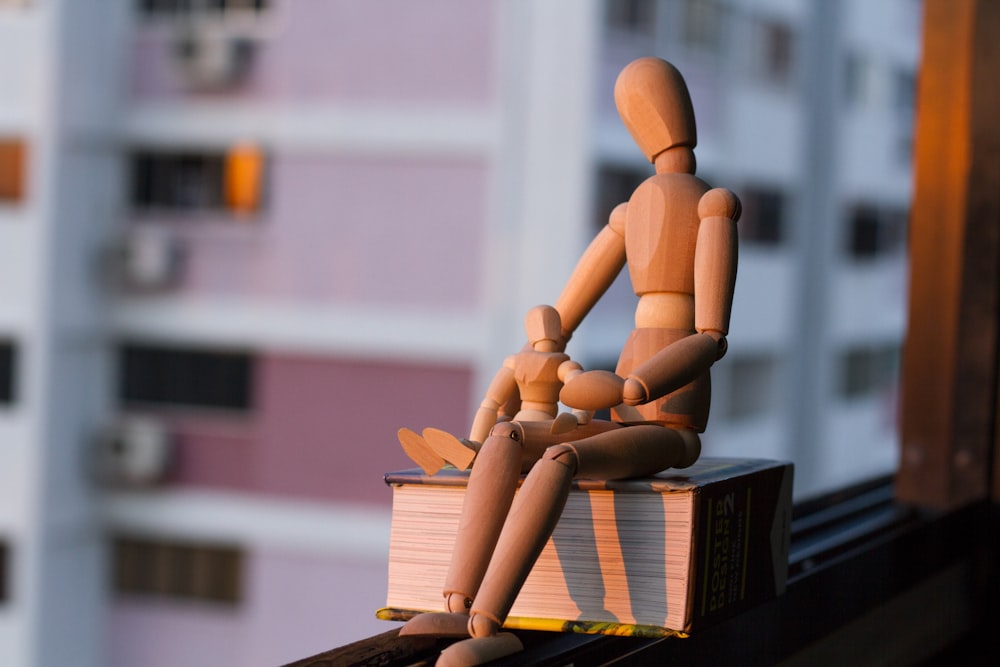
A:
[165,353,473,505]
[139,155,488,309]
[131,0,496,105]
[109,549,392,667]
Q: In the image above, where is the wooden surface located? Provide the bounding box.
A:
[897,0,1000,509]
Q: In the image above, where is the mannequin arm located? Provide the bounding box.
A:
[694,187,740,338]
[554,204,628,346]
[621,332,721,405]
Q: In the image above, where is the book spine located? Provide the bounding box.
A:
[688,463,793,631]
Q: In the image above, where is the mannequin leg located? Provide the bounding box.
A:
[400,422,526,638]
[467,425,700,636]
[572,424,701,478]
[467,445,576,637]
[441,421,526,610]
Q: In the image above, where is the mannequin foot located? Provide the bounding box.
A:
[398,612,470,638]
[436,633,523,667]
[423,428,477,470]
[397,428,446,475]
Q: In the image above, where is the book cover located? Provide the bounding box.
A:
[380,457,793,637]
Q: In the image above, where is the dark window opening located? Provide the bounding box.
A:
[130,146,265,215]
[119,343,254,411]
[113,535,243,604]
[605,0,656,34]
[846,204,907,259]
[682,0,726,52]
[0,341,16,405]
[725,354,777,420]
[139,0,269,16]
[739,186,785,245]
[132,152,225,211]
[0,541,8,604]
[594,164,649,231]
[763,20,794,83]
[839,343,900,399]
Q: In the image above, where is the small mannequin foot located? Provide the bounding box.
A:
[549,411,579,435]
[423,427,477,470]
[397,428,446,475]
[436,633,523,667]
[397,612,470,638]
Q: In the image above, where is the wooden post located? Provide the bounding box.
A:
[897,0,1000,509]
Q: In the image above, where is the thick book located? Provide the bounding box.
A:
[378,457,793,637]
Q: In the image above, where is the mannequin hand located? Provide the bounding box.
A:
[559,370,625,410]
[622,377,649,406]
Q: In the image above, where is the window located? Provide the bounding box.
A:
[739,186,786,245]
[762,21,794,83]
[593,164,649,231]
[681,0,726,52]
[0,341,16,405]
[893,67,917,116]
[113,535,243,604]
[743,18,796,85]
[839,342,899,400]
[139,0,269,17]
[0,541,7,604]
[846,203,907,260]
[716,353,778,421]
[605,0,656,34]
[119,343,254,411]
[130,145,265,215]
[0,139,26,203]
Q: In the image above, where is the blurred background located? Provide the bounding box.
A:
[0,0,918,664]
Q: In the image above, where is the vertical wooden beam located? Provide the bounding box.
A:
[897,0,1000,509]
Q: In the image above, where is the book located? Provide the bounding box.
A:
[378,457,793,637]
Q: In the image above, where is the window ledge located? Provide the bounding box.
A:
[287,475,997,666]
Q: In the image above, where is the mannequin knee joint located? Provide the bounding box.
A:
[489,421,524,442]
[543,443,578,469]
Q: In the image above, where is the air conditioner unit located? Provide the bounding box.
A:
[171,22,255,89]
[95,416,174,487]
[114,227,185,291]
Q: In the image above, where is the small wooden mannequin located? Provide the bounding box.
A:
[398,305,593,474]
[401,58,740,666]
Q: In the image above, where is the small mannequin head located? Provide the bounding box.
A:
[525,305,561,353]
[614,57,697,171]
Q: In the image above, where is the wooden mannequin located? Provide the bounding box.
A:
[401,58,740,666]
[398,305,594,474]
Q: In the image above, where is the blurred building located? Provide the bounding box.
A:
[0,0,917,665]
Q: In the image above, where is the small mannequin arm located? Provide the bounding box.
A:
[552,359,591,430]
[469,360,517,445]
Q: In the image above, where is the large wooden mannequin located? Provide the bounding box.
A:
[398,305,594,474]
[402,57,740,666]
